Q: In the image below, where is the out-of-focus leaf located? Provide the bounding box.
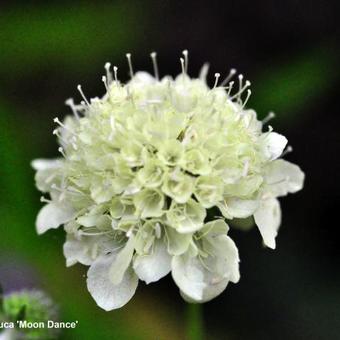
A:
[251,46,339,122]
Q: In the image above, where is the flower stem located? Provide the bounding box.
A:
[186,303,204,340]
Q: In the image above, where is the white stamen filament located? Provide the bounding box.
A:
[180,57,185,77]
[113,66,119,85]
[150,52,159,80]
[213,73,221,89]
[221,68,237,87]
[104,62,112,84]
[126,53,134,78]
[182,50,188,74]
[281,145,293,157]
[77,85,90,106]
[65,98,80,120]
[262,111,276,125]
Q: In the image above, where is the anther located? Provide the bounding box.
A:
[150,52,159,80]
[126,53,134,78]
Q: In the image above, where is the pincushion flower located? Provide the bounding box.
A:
[32,51,304,310]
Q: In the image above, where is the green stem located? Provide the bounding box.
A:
[186,303,204,340]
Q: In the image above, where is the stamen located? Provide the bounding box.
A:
[40,196,51,203]
[238,74,243,93]
[221,68,237,87]
[65,98,80,120]
[230,79,251,100]
[241,89,252,109]
[150,52,159,80]
[281,145,293,157]
[180,57,185,76]
[77,85,90,106]
[262,111,276,125]
[58,146,67,158]
[113,66,119,85]
[199,63,210,82]
[104,62,112,84]
[126,53,134,78]
[227,81,234,96]
[53,117,76,136]
[182,49,188,74]
[53,128,69,145]
[102,75,109,92]
[213,73,221,89]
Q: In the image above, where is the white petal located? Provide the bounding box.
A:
[87,253,138,311]
[36,202,74,235]
[165,227,192,256]
[221,236,240,283]
[109,236,135,285]
[172,253,233,303]
[254,198,281,249]
[133,240,171,284]
[265,159,305,197]
[261,132,287,160]
[171,254,205,301]
[63,235,92,267]
[180,277,229,303]
[63,234,117,267]
[224,197,259,218]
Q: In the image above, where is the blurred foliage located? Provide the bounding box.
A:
[252,46,338,122]
[0,3,143,76]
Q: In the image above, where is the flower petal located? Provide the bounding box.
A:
[223,197,259,218]
[109,236,135,285]
[36,202,74,235]
[87,253,138,311]
[265,159,305,197]
[133,240,171,284]
[165,226,192,255]
[260,132,287,160]
[254,198,281,249]
[171,254,205,301]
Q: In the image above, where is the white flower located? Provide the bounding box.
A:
[32,51,304,310]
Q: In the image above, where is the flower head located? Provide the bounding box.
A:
[32,51,304,310]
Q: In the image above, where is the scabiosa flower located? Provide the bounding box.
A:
[32,51,304,310]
